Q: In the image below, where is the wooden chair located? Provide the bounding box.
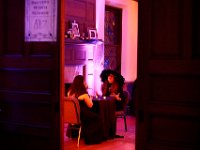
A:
[115,91,129,132]
[64,96,81,147]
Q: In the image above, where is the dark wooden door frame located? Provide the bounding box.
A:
[136,1,200,150]
[0,0,62,149]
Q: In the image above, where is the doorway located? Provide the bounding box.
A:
[104,6,122,73]
[62,0,138,149]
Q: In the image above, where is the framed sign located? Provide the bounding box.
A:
[88,28,97,39]
[25,0,57,41]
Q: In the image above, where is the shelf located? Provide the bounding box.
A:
[65,38,103,45]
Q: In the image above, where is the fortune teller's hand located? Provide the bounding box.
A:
[95,91,100,98]
[111,93,121,101]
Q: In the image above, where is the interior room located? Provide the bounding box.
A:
[1,0,199,150]
[63,0,138,149]
[64,0,138,97]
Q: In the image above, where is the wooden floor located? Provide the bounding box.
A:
[64,115,135,150]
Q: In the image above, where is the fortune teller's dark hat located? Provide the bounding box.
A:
[100,69,125,86]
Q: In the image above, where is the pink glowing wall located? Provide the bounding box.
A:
[96,0,138,82]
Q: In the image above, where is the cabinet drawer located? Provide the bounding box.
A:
[65,44,87,65]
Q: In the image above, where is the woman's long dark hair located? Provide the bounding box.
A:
[68,75,87,98]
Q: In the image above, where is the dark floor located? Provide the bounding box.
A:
[64,115,135,150]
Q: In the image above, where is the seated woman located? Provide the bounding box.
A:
[100,69,126,111]
[67,75,104,145]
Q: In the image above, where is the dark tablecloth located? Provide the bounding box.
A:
[92,96,116,140]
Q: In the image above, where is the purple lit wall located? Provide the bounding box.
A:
[96,0,138,82]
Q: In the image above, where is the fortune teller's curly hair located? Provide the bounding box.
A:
[100,69,125,87]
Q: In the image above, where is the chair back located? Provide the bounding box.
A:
[121,90,129,111]
[64,96,81,125]
[116,91,129,132]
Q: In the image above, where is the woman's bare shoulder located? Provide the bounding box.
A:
[78,93,89,100]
